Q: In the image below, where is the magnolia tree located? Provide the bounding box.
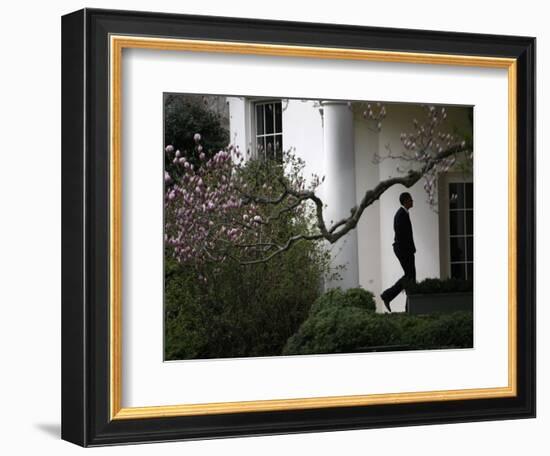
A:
[164,104,472,269]
[164,133,322,270]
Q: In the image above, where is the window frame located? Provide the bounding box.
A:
[438,172,474,280]
[251,99,283,161]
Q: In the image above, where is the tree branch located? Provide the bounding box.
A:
[231,141,469,265]
[324,142,469,243]
[234,232,324,265]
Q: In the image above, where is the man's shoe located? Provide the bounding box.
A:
[381,295,392,313]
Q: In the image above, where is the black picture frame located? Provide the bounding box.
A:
[62,8,536,447]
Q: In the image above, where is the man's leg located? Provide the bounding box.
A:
[381,252,415,311]
[381,275,405,306]
[397,253,415,313]
[397,253,416,286]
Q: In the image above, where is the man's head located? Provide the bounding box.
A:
[399,192,413,209]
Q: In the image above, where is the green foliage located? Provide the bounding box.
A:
[164,94,229,171]
[284,305,403,355]
[165,239,327,359]
[401,311,473,349]
[308,287,376,316]
[406,277,473,295]
[283,289,473,356]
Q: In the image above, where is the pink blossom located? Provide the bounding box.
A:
[164,141,312,268]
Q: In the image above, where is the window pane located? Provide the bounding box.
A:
[265,103,274,134]
[451,263,466,280]
[257,138,265,157]
[450,210,465,235]
[449,183,465,209]
[466,236,473,262]
[465,183,473,209]
[265,136,275,159]
[450,237,466,262]
[256,104,264,135]
[255,101,283,161]
[448,181,473,282]
[275,102,282,133]
[275,134,283,161]
[274,134,283,152]
[466,210,473,235]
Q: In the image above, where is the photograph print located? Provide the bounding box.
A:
[163,94,474,361]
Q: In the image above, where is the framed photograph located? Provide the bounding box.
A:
[61,8,535,447]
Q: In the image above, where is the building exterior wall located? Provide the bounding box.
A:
[227,97,250,157]
[281,100,325,190]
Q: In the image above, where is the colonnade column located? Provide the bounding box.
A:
[322,101,359,289]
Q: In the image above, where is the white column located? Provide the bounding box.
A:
[322,101,359,290]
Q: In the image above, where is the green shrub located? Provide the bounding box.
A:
[402,311,474,349]
[284,305,402,355]
[165,236,328,360]
[342,288,377,312]
[283,294,473,356]
[406,277,473,295]
[309,287,376,316]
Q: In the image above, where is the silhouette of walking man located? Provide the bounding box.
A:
[381,192,417,312]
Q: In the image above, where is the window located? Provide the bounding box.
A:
[448,182,473,280]
[254,101,283,161]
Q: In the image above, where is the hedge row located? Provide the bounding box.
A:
[283,288,473,355]
[406,277,473,294]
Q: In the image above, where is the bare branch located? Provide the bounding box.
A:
[234,232,324,265]
[229,139,469,265]
[325,142,469,243]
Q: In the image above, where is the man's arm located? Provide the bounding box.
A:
[407,213,416,254]
[394,210,407,245]
[395,209,415,253]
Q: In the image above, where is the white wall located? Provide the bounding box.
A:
[282,99,325,185]
[0,1,546,456]
[227,97,249,156]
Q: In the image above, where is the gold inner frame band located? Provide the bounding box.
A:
[109,35,518,420]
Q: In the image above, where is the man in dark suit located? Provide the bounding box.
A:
[381,192,417,312]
